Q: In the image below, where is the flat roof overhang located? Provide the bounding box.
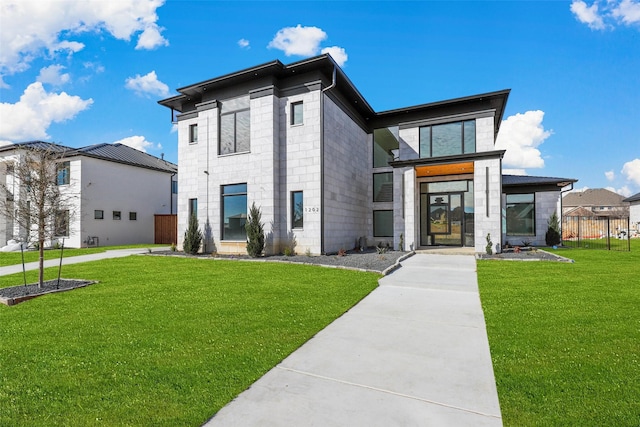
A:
[389,150,506,169]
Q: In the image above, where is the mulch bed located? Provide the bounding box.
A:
[0,279,97,306]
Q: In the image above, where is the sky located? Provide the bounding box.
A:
[1,0,639,197]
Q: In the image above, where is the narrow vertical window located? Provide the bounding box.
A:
[56,161,70,185]
[292,191,303,229]
[188,198,198,218]
[129,212,137,221]
[291,101,303,125]
[189,124,198,144]
[55,210,70,236]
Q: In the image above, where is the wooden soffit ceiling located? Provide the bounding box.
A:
[415,162,474,178]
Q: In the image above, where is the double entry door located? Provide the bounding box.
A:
[420,192,465,246]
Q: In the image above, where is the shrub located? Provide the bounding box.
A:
[183,214,203,255]
[545,211,562,246]
[486,233,493,255]
[245,202,265,258]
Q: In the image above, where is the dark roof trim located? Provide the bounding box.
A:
[389,150,506,168]
[623,192,640,203]
[502,174,577,188]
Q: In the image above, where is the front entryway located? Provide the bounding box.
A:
[419,180,474,247]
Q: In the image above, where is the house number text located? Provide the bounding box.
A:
[305,207,320,213]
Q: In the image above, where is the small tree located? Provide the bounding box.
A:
[545,211,562,246]
[0,144,75,288]
[183,213,203,255]
[245,202,265,257]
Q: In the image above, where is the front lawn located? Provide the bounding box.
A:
[478,248,640,426]
[0,257,379,426]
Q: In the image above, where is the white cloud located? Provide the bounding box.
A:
[495,110,552,171]
[171,124,178,133]
[125,71,169,97]
[268,25,327,56]
[0,0,168,78]
[321,46,348,67]
[605,185,633,197]
[36,65,70,86]
[0,140,13,147]
[238,38,250,49]
[571,0,640,30]
[0,82,93,142]
[503,169,527,176]
[613,0,640,24]
[136,23,169,50]
[605,170,616,181]
[570,1,606,29]
[113,135,160,153]
[622,158,640,186]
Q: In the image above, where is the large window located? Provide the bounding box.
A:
[291,102,303,125]
[373,127,399,168]
[292,191,303,229]
[220,96,250,155]
[506,193,536,236]
[189,124,198,144]
[373,173,393,202]
[419,120,475,158]
[56,161,70,185]
[373,210,393,237]
[222,184,247,240]
[55,210,69,237]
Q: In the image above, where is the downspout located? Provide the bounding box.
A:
[320,65,337,254]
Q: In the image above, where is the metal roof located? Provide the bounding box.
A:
[502,174,577,188]
[1,141,176,174]
[623,192,640,203]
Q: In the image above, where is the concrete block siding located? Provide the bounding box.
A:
[502,191,560,248]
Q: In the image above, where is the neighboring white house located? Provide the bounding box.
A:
[623,192,640,233]
[158,54,576,254]
[0,141,177,248]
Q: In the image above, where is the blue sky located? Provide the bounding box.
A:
[1,0,639,196]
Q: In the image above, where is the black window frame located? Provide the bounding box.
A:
[219,97,250,155]
[291,101,303,126]
[94,210,104,220]
[373,172,394,203]
[221,183,247,241]
[129,212,137,221]
[373,210,394,237]
[56,161,70,186]
[419,119,476,159]
[188,198,197,219]
[291,191,303,229]
[505,193,536,236]
[113,211,121,221]
[189,124,198,144]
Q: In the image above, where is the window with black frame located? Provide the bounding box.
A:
[506,193,536,235]
[220,96,250,155]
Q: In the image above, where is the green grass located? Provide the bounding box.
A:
[0,257,379,426]
[0,244,166,267]
[478,247,640,426]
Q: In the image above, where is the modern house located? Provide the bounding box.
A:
[158,54,576,254]
[0,141,177,248]
[623,192,640,233]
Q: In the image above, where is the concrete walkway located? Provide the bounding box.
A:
[205,253,502,426]
[0,247,169,277]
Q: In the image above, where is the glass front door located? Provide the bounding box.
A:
[420,180,474,247]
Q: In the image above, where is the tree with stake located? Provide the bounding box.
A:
[246,202,265,257]
[0,143,75,288]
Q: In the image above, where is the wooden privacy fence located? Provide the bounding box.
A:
[154,214,177,245]
[562,216,630,251]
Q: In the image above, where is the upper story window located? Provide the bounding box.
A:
[373,127,399,168]
[220,96,250,155]
[419,120,475,158]
[291,101,303,125]
[189,124,198,144]
[56,161,70,185]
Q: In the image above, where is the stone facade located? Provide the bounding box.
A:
[161,55,572,255]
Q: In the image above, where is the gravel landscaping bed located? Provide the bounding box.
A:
[476,248,573,262]
[0,279,97,306]
[151,249,413,273]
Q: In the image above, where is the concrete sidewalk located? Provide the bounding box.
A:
[0,247,168,277]
[205,253,502,426]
